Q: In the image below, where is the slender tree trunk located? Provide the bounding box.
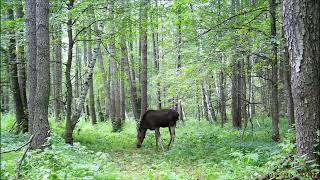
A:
[75,46,80,98]
[204,81,216,123]
[283,0,320,163]
[152,0,161,110]
[241,58,248,128]
[231,61,242,128]
[282,29,294,128]
[16,0,28,114]
[140,0,148,118]
[87,25,97,125]
[119,0,139,120]
[68,34,99,144]
[53,23,62,122]
[31,0,50,149]
[95,22,110,120]
[96,93,104,121]
[202,83,209,122]
[218,69,227,127]
[108,1,121,131]
[269,0,279,142]
[7,4,27,134]
[65,0,75,144]
[26,0,37,134]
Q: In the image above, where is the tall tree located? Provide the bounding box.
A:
[87,23,97,125]
[7,2,27,133]
[231,61,242,128]
[152,0,161,110]
[282,28,294,128]
[269,0,279,142]
[231,0,241,129]
[26,0,37,134]
[95,20,110,120]
[140,0,148,118]
[31,0,51,149]
[16,0,28,112]
[283,0,320,162]
[65,0,75,139]
[119,0,138,120]
[53,23,62,122]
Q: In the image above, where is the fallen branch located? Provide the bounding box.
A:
[8,120,17,133]
[1,135,34,154]
[15,138,33,180]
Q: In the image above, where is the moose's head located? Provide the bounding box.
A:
[136,127,147,148]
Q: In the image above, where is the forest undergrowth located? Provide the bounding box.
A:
[1,113,318,179]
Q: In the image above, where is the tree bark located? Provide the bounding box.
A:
[87,24,97,125]
[53,23,62,122]
[26,0,37,134]
[31,0,50,149]
[152,0,161,110]
[241,58,248,128]
[202,83,209,122]
[204,81,216,123]
[269,0,279,142]
[65,0,75,144]
[218,69,227,127]
[231,61,242,128]
[95,22,110,120]
[119,0,139,120]
[282,29,294,128]
[16,0,28,113]
[140,0,148,119]
[7,4,28,134]
[283,0,320,162]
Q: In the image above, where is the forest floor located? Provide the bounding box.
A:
[1,114,303,179]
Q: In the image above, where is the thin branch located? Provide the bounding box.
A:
[15,135,33,180]
[73,20,99,42]
[1,135,34,154]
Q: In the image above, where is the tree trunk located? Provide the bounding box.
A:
[283,0,320,162]
[16,0,28,114]
[202,83,209,122]
[218,69,227,127]
[7,4,28,134]
[152,0,161,110]
[31,0,50,149]
[241,58,248,128]
[65,0,75,144]
[95,22,110,120]
[269,0,279,142]
[87,25,97,125]
[65,12,100,144]
[282,29,294,128]
[140,0,148,119]
[53,23,62,122]
[96,93,104,122]
[108,1,121,131]
[26,0,37,134]
[75,46,80,98]
[204,81,216,123]
[119,0,138,120]
[231,61,242,128]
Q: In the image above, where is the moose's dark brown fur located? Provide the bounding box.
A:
[136,109,179,149]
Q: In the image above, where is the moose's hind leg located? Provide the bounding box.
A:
[155,128,165,152]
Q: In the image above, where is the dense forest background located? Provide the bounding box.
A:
[0,0,319,179]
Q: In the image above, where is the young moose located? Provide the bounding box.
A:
[136,109,179,150]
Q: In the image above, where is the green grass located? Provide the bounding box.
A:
[1,113,316,179]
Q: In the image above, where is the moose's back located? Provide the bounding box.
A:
[140,109,179,130]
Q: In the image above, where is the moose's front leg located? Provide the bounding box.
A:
[168,125,176,149]
[155,128,165,152]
